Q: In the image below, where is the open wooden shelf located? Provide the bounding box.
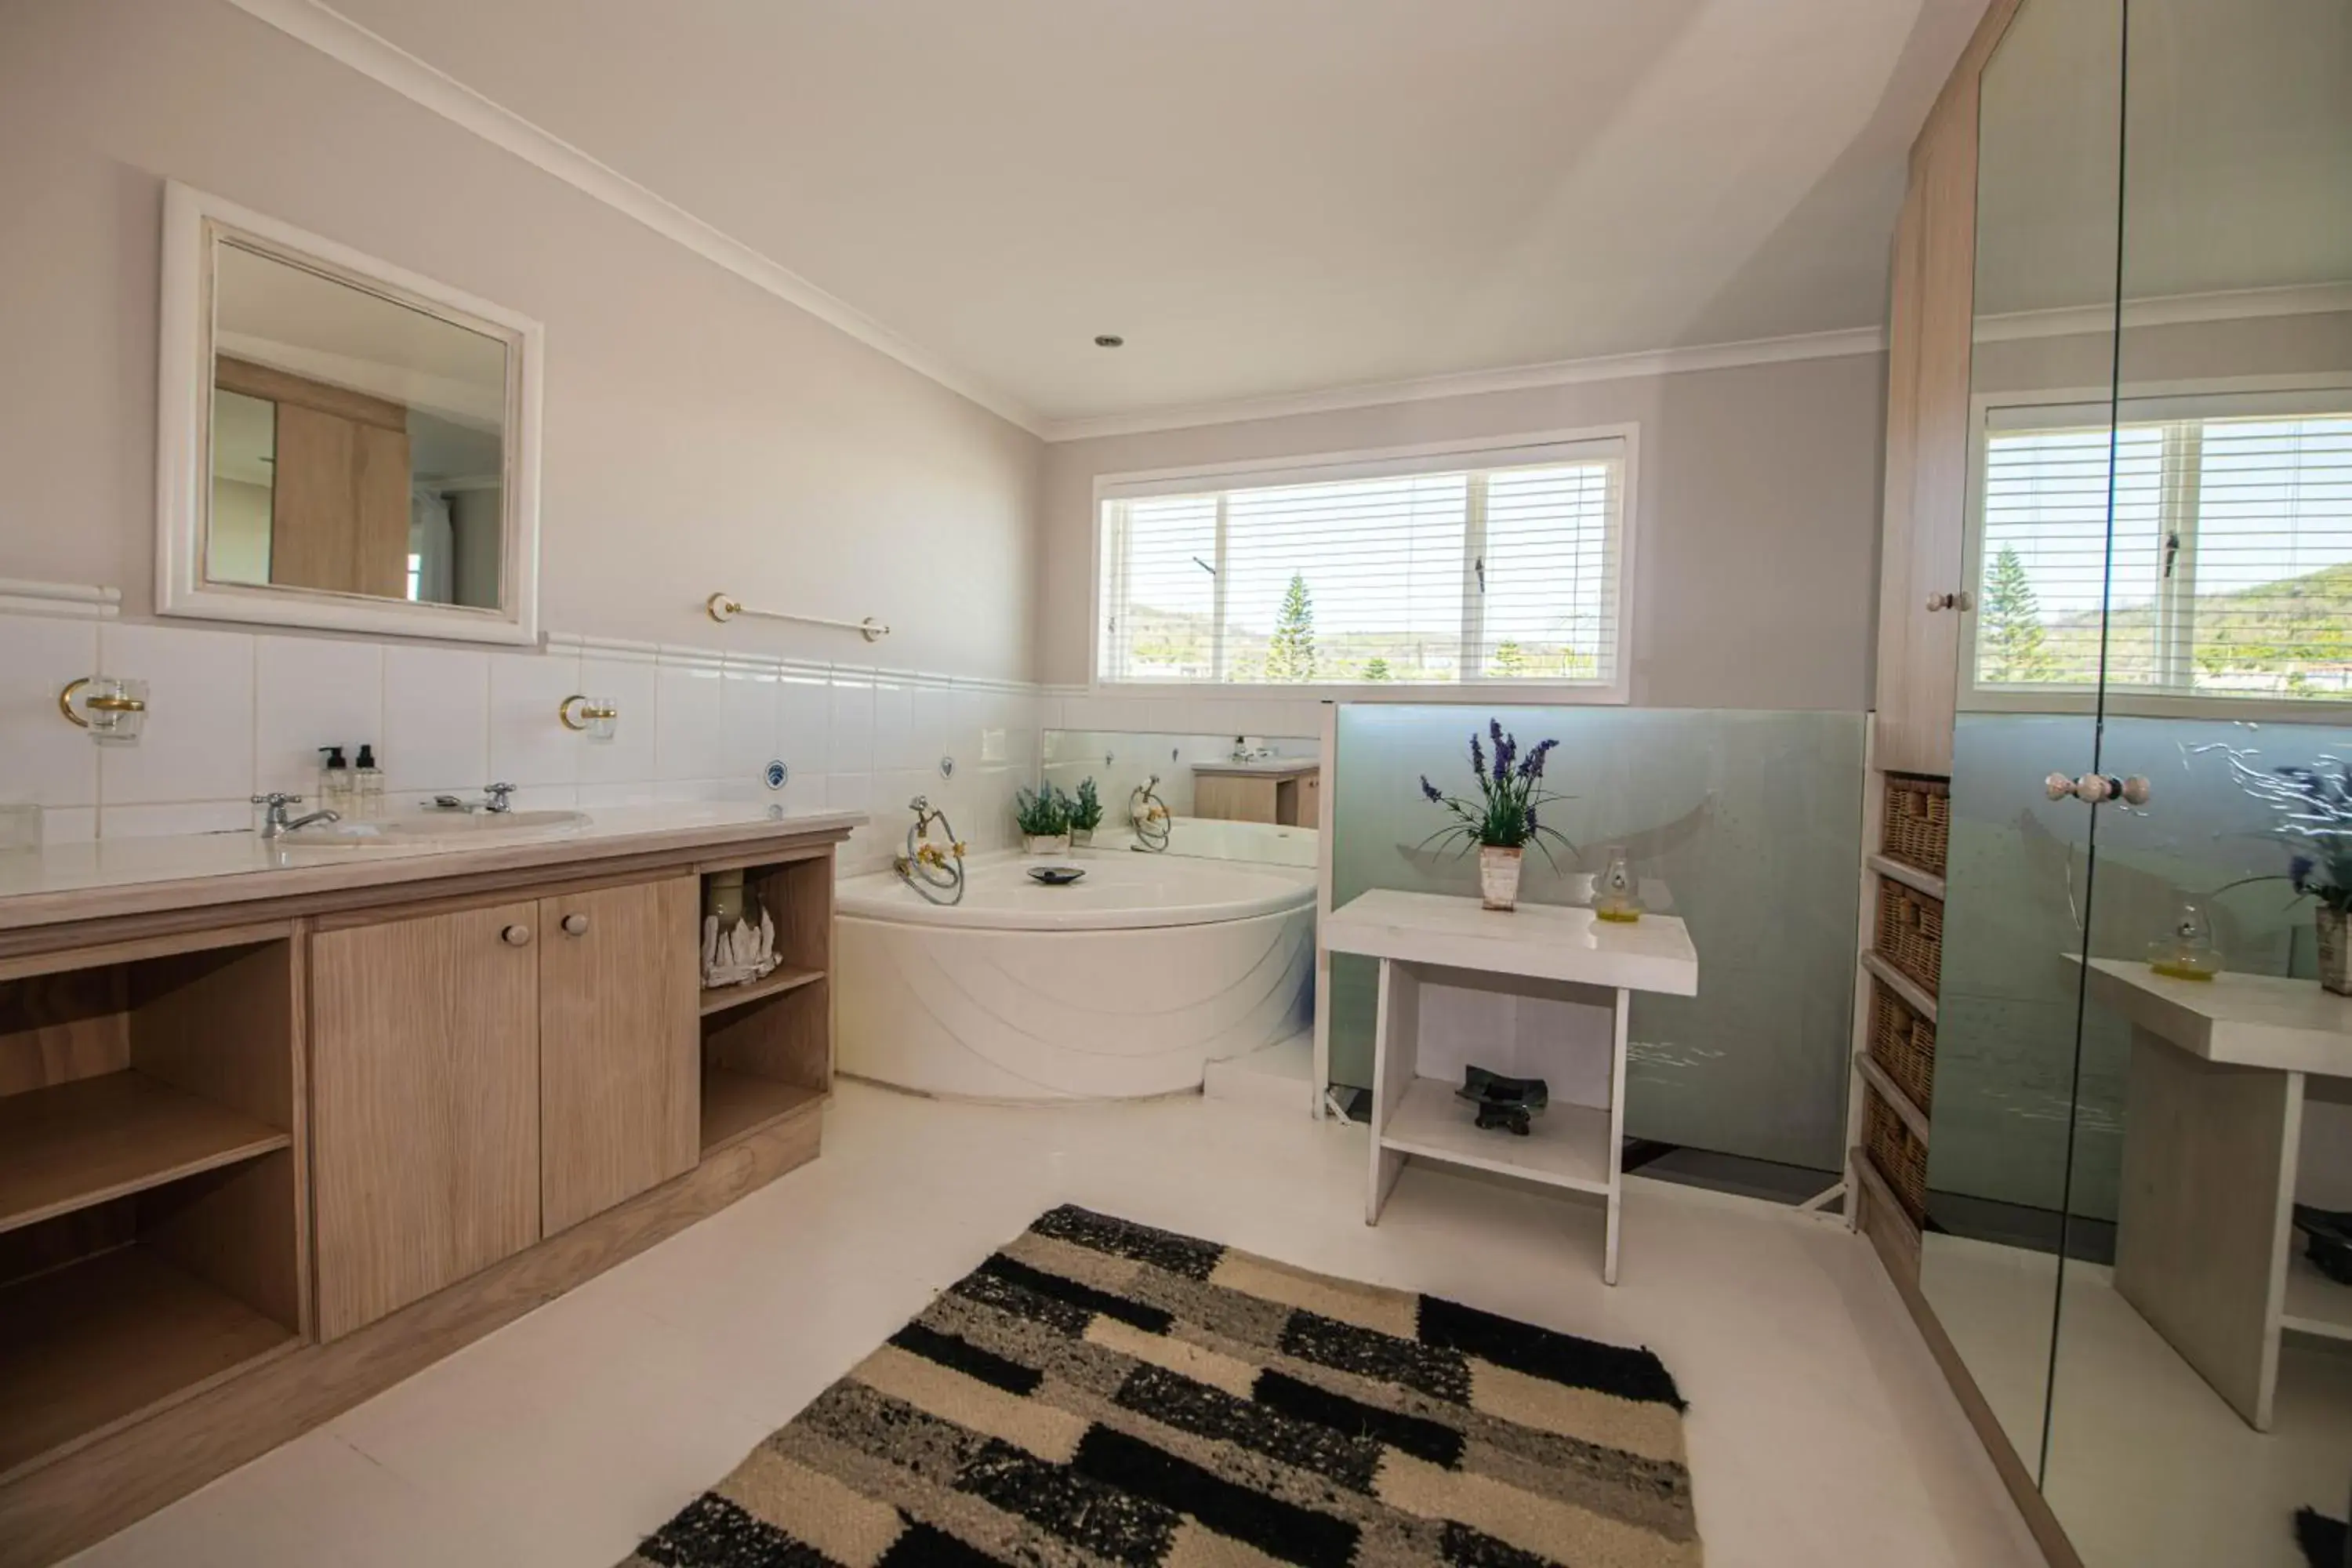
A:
[698,966,823,1018]
[1867,852,1947,903]
[0,1243,297,1483]
[1860,950,1940,1025]
[700,1066,822,1155]
[0,1073,290,1237]
[1855,1051,1932,1146]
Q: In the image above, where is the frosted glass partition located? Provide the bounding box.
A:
[1934,713,2352,1231]
[1330,705,1864,1171]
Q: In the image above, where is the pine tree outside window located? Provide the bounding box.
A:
[1094,433,1632,696]
[1971,392,2352,708]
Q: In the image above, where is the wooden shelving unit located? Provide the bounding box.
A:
[1845,762,1948,1272]
[695,851,833,1156]
[0,933,305,1485]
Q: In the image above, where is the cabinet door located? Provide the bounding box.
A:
[310,900,540,1341]
[538,877,698,1233]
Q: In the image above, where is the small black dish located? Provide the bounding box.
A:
[1027,866,1086,886]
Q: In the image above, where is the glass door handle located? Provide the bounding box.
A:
[2045,773,2152,805]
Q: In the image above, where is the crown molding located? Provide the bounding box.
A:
[1973,282,2352,344]
[220,0,1045,437]
[1036,326,1889,443]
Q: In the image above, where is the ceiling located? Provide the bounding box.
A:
[315,0,1992,430]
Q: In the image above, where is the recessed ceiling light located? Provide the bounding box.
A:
[1094,334,1125,348]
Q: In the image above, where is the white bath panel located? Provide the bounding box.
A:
[1202,1033,1317,1116]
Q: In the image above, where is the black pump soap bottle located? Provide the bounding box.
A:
[353,744,383,818]
[317,746,353,812]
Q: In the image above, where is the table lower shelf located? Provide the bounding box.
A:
[1378,1077,1614,1196]
[2282,1247,2352,1343]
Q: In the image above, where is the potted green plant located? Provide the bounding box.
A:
[1014,784,1072,857]
[1069,777,1104,847]
[1418,720,1573,912]
[2231,757,2352,994]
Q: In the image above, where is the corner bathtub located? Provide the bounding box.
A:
[834,850,1316,1101]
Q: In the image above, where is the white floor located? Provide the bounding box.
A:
[67,1084,2045,1568]
[1926,1231,2352,1568]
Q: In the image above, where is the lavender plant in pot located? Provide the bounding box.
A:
[1419,720,1573,912]
[2231,757,2352,995]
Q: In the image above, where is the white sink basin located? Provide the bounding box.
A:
[285,810,590,846]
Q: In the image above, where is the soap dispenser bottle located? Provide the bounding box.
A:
[353,744,383,818]
[317,746,354,813]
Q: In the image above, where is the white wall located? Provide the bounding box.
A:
[1037,352,1889,723]
[0,0,1042,682]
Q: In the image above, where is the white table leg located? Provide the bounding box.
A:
[1602,986,1629,1286]
[2112,1026,2300,1430]
[1366,958,1419,1225]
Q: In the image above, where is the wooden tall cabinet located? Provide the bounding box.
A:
[1871,64,1987,779]
[539,877,699,1234]
[308,900,541,1341]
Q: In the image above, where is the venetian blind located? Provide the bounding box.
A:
[1976,400,2352,700]
[1097,437,1628,689]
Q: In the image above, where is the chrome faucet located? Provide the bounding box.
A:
[251,793,340,840]
[483,782,516,815]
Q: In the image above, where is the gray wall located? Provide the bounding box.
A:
[1038,350,1889,710]
[0,0,1044,682]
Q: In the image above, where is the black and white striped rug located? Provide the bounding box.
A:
[624,1205,1700,1566]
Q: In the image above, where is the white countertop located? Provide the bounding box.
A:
[1190,759,1320,777]
[0,805,866,934]
[2076,957,2352,1076]
[1323,887,1699,995]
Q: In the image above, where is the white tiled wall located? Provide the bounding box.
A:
[0,608,1044,873]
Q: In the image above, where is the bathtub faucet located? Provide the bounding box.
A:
[1130,776,1171,853]
[895,795,967,906]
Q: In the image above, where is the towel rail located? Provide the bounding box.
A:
[706,592,889,642]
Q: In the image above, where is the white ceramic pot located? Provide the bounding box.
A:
[2321,906,2350,996]
[1479,844,1523,912]
[1070,828,1093,848]
[1022,833,1071,858]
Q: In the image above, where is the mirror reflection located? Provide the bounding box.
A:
[206,239,508,608]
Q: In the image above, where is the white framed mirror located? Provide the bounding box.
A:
[155,182,543,644]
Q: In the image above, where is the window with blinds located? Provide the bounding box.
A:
[1974,397,2352,702]
[1096,436,1629,691]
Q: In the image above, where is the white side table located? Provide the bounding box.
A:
[2076,959,2352,1430]
[1324,890,1700,1284]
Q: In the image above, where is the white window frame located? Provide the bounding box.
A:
[1961,376,2352,721]
[1088,426,1639,704]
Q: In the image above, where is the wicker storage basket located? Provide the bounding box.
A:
[1865,1090,1929,1226]
[1875,879,1944,995]
[1867,980,1936,1114]
[1882,776,1951,877]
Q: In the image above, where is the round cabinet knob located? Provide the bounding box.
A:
[560,913,590,936]
[501,924,532,947]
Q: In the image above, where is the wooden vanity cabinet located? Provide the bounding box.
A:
[539,876,699,1234]
[308,899,541,1341]
[0,825,843,1567]
[310,875,702,1337]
